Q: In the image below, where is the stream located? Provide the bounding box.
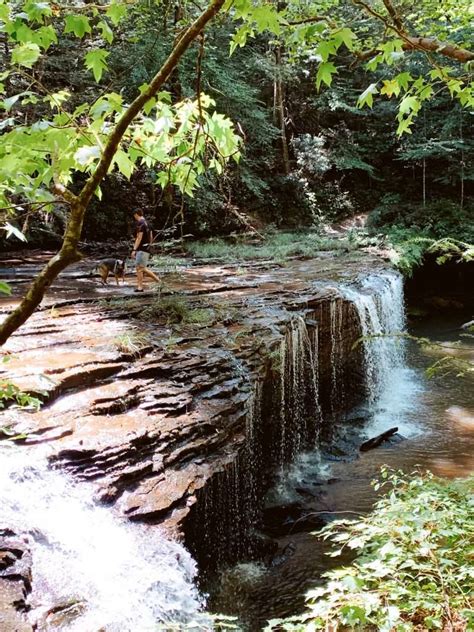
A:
[208,288,474,630]
[1,259,472,631]
[0,444,207,630]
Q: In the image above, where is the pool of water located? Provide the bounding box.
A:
[208,311,474,630]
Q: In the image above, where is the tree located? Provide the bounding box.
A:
[0,0,472,344]
[0,0,236,344]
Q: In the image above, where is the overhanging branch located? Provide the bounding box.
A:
[352,0,474,63]
[0,0,226,346]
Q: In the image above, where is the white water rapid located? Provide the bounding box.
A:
[0,445,205,631]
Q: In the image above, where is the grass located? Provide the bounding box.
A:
[150,255,189,272]
[140,296,215,326]
[185,231,356,263]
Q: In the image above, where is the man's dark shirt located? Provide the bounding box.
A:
[136,217,151,252]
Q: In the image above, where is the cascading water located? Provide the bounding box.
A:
[0,444,205,631]
[340,271,422,437]
[329,298,345,417]
[340,273,405,401]
[270,271,414,504]
[278,317,321,464]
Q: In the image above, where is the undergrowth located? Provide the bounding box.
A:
[383,227,474,276]
[113,331,151,356]
[0,380,43,411]
[140,296,215,326]
[267,468,474,631]
[185,232,355,262]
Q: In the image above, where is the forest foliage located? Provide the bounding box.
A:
[1,0,472,242]
[0,0,472,342]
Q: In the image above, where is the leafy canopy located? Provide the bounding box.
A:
[0,0,242,217]
[0,0,472,218]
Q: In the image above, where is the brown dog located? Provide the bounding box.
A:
[94,258,126,285]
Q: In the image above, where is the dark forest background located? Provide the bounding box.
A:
[4,4,473,248]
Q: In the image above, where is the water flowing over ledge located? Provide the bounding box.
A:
[184,270,407,569]
[0,254,407,628]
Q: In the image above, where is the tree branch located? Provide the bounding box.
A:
[0,0,226,346]
[352,0,474,62]
[286,15,336,28]
[381,0,405,33]
[78,0,226,211]
[402,36,474,63]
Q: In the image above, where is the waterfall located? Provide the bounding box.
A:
[0,445,204,631]
[340,271,420,437]
[329,298,345,417]
[340,272,406,403]
[278,317,321,464]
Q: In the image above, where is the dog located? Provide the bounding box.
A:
[93,258,126,285]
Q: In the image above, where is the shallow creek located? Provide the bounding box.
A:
[208,311,474,630]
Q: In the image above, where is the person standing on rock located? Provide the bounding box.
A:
[131,209,161,292]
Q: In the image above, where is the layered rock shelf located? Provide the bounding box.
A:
[0,249,390,619]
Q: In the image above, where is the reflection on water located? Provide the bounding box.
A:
[210,312,474,631]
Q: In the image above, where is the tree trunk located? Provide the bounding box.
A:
[0,0,226,346]
[0,198,83,345]
[274,45,290,175]
[422,157,426,208]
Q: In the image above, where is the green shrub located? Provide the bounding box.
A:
[140,296,214,326]
[267,469,474,631]
[0,380,43,411]
[383,227,474,276]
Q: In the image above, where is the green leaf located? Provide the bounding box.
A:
[358,83,379,108]
[106,2,128,26]
[399,95,420,114]
[24,1,52,23]
[0,281,12,296]
[114,149,134,179]
[380,79,401,98]
[0,4,10,22]
[2,222,27,242]
[97,20,113,44]
[2,93,22,111]
[64,15,91,39]
[333,27,356,51]
[316,62,337,90]
[396,113,414,136]
[35,24,58,50]
[251,5,281,34]
[45,90,70,110]
[316,40,337,62]
[11,42,41,67]
[395,72,412,91]
[74,145,101,166]
[84,49,109,82]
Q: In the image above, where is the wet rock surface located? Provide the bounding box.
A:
[0,248,395,617]
[0,530,32,632]
[1,251,386,532]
